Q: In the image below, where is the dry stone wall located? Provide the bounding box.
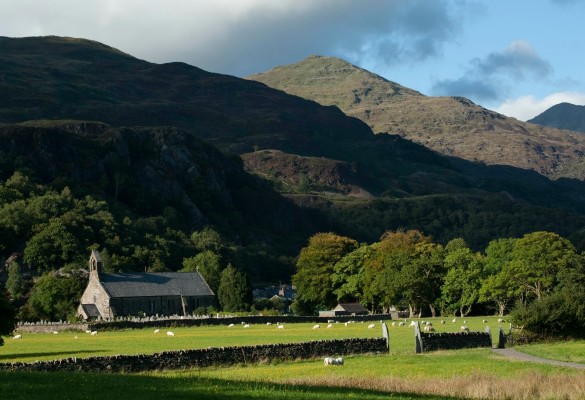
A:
[0,338,387,373]
[420,331,492,352]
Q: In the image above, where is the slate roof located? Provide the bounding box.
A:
[80,304,101,318]
[100,272,214,298]
[334,303,369,314]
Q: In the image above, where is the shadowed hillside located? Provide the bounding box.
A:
[529,102,585,133]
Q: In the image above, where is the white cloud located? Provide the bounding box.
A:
[494,92,585,121]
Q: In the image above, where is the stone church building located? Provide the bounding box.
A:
[78,250,215,320]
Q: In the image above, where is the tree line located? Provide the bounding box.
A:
[291,230,585,338]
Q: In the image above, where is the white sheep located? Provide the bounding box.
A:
[228,324,234,328]
[53,331,59,334]
[452,318,457,323]
[85,330,92,334]
[440,320,445,324]
[391,321,396,327]
[90,331,98,336]
[498,318,505,323]
[332,357,344,366]
[266,322,272,325]
[154,329,160,334]
[482,319,488,323]
[166,331,175,336]
[243,324,250,328]
[460,325,469,332]
[367,323,376,329]
[324,356,344,366]
[277,324,284,330]
[312,324,320,329]
[423,325,435,332]
[425,321,432,326]
[13,334,22,340]
[344,322,349,327]
[327,324,333,329]
[409,321,417,327]
[398,321,406,326]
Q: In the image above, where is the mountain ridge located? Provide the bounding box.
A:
[248,55,585,180]
[528,102,585,133]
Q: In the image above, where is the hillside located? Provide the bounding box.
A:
[248,55,585,180]
[1,35,585,269]
[528,102,585,133]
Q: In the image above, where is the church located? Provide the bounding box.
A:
[78,250,216,320]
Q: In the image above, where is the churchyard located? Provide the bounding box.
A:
[1,317,585,399]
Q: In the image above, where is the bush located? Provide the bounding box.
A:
[511,289,585,339]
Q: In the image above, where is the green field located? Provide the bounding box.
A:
[1,317,584,400]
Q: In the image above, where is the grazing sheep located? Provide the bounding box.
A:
[277,324,285,330]
[409,321,417,327]
[312,324,320,329]
[324,356,344,366]
[482,319,488,323]
[90,331,98,336]
[13,334,22,340]
[243,324,250,328]
[344,322,349,327]
[74,335,78,339]
[425,321,432,326]
[85,330,92,334]
[440,320,445,324]
[154,329,160,334]
[328,320,334,323]
[452,318,457,323]
[327,324,333,329]
[460,326,469,332]
[398,321,406,326]
[166,331,175,336]
[53,331,59,334]
[498,318,505,323]
[367,323,376,329]
[391,321,396,327]
[463,320,467,324]
[266,322,272,325]
[423,325,435,332]
[228,324,234,328]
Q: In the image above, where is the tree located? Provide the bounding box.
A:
[6,261,26,302]
[441,238,485,317]
[24,219,81,271]
[331,245,374,304]
[479,238,517,316]
[217,264,253,312]
[362,229,433,316]
[181,250,223,293]
[23,271,86,321]
[291,232,358,315]
[399,242,445,317]
[505,231,578,301]
[0,290,16,346]
[191,227,225,253]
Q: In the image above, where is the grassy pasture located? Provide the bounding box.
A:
[2,317,584,400]
[1,317,509,363]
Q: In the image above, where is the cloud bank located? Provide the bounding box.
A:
[1,0,465,76]
[432,41,552,103]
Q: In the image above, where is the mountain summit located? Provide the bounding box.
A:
[249,56,585,180]
[529,102,585,133]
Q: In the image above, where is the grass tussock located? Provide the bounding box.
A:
[283,371,585,400]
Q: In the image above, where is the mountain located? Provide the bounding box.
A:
[248,55,585,180]
[528,102,585,133]
[1,36,585,262]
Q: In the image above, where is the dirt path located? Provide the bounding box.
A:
[492,348,585,369]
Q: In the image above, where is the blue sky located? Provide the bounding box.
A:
[2,0,584,121]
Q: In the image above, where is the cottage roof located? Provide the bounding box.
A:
[100,271,214,298]
[334,303,368,313]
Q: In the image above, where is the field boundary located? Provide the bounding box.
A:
[0,337,388,373]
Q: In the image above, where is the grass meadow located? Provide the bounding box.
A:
[1,317,584,400]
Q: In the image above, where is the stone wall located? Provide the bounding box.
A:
[16,322,89,333]
[420,331,492,352]
[89,314,390,331]
[0,338,387,373]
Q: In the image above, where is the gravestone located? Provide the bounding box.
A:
[497,327,506,349]
[414,322,423,354]
[381,322,389,352]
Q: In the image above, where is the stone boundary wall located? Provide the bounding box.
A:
[89,314,391,331]
[16,323,89,333]
[420,331,492,352]
[0,338,387,373]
